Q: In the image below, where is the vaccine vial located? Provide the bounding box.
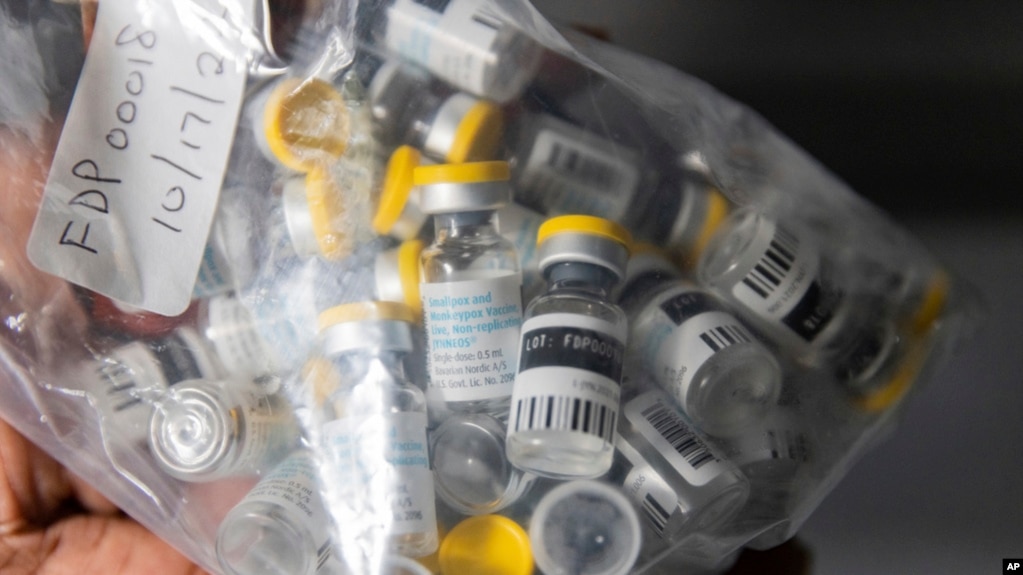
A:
[149,376,298,482]
[281,166,358,261]
[314,301,438,558]
[373,0,543,102]
[612,386,749,540]
[620,250,782,437]
[430,412,535,515]
[216,450,344,575]
[438,514,533,575]
[510,114,648,226]
[529,480,642,575]
[249,76,350,173]
[719,408,814,550]
[369,59,505,162]
[638,175,731,269]
[197,293,280,378]
[81,326,224,447]
[696,207,900,393]
[417,162,524,418]
[506,215,631,479]
[375,239,426,317]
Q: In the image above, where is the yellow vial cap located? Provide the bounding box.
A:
[374,145,423,235]
[304,168,351,260]
[318,301,417,332]
[447,100,505,163]
[439,515,533,575]
[398,239,425,316]
[908,269,949,337]
[264,78,349,172]
[537,214,633,250]
[691,188,731,258]
[413,161,510,187]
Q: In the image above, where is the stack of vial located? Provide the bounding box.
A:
[52,1,960,574]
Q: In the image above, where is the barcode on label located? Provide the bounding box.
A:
[98,362,143,412]
[513,395,617,442]
[545,140,627,193]
[315,540,332,573]
[643,492,672,535]
[766,429,811,462]
[699,324,752,353]
[641,401,716,469]
[741,226,799,299]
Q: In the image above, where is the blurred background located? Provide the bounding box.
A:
[532,1,1023,572]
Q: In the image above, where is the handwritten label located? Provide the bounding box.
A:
[28,0,249,315]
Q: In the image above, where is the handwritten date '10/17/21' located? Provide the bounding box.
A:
[58,20,234,256]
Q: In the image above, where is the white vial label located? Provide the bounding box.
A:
[385,0,500,96]
[509,313,625,444]
[229,388,294,474]
[193,242,232,298]
[624,392,729,487]
[324,412,436,535]
[521,127,641,222]
[27,0,248,316]
[730,221,840,342]
[241,452,340,573]
[205,295,278,376]
[633,291,756,409]
[421,273,523,402]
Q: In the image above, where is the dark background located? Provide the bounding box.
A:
[532,2,1023,573]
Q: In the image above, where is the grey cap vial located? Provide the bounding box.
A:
[414,161,511,214]
[536,215,633,282]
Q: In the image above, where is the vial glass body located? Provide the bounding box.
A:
[319,350,438,558]
[697,208,899,391]
[507,263,627,479]
[197,293,279,378]
[420,211,523,419]
[375,0,543,102]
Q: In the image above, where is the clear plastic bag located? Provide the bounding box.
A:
[0,1,981,573]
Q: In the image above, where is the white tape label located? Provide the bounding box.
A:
[28,0,248,315]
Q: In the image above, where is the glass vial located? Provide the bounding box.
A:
[417,161,524,419]
[697,207,900,393]
[314,301,438,558]
[149,376,298,482]
[620,250,782,437]
[369,59,504,162]
[216,450,343,575]
[375,0,543,103]
[510,113,648,226]
[613,386,749,540]
[506,215,631,479]
[430,412,535,515]
[83,326,224,447]
[197,293,280,378]
[529,480,642,575]
[637,175,731,269]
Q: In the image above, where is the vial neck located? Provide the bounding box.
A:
[433,211,499,242]
[545,262,617,300]
[339,350,408,384]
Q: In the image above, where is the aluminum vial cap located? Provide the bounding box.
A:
[374,239,425,317]
[150,380,233,479]
[415,162,511,214]
[373,145,427,238]
[439,515,533,575]
[317,301,415,356]
[667,184,730,264]
[536,215,633,282]
[261,77,348,172]
[426,93,504,163]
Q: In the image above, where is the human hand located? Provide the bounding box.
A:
[0,417,209,575]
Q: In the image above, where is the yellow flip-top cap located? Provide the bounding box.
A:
[908,270,949,337]
[264,78,349,172]
[855,337,930,412]
[304,168,350,260]
[374,146,423,235]
[439,515,533,575]
[537,214,633,250]
[318,301,417,332]
[302,357,342,406]
[398,239,425,316]
[414,161,510,187]
[447,100,504,163]
[691,188,730,258]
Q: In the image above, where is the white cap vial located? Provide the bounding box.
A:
[430,412,535,515]
[529,480,641,575]
[149,376,298,482]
